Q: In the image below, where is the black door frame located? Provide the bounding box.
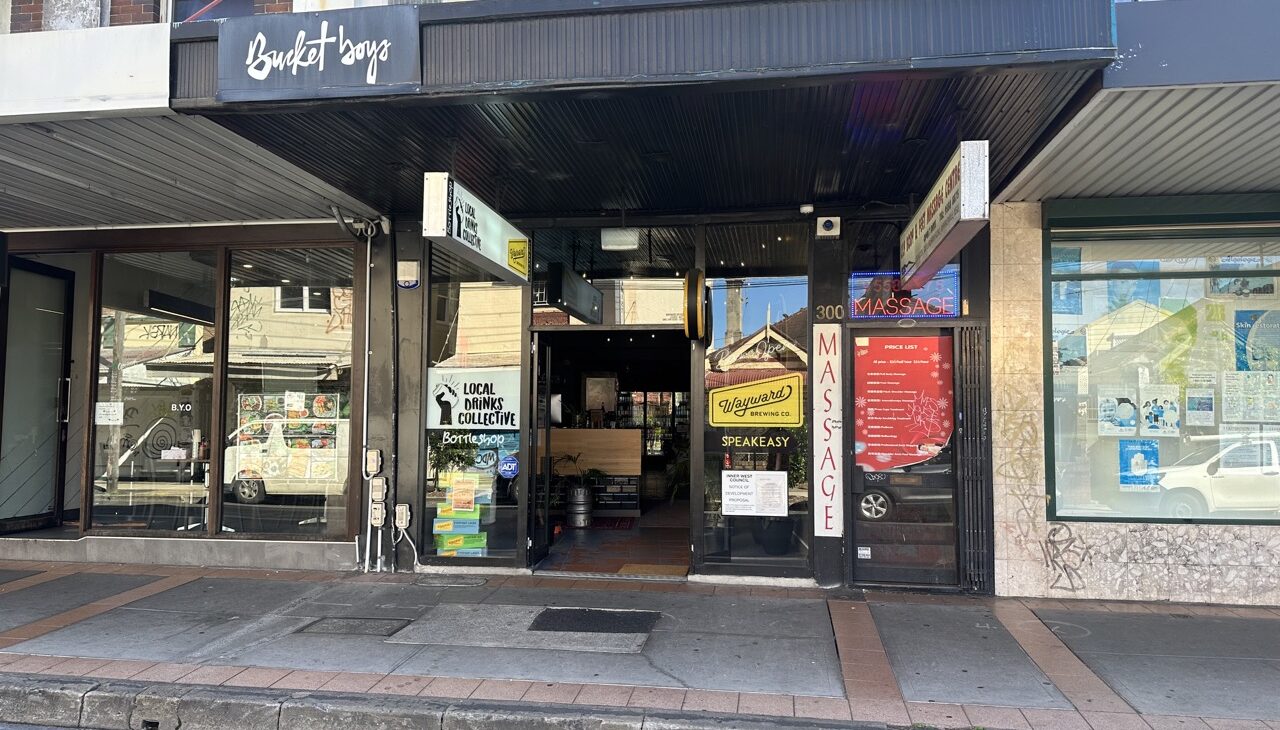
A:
[0,257,76,535]
[527,332,552,565]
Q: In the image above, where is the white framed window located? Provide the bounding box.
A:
[275,286,331,312]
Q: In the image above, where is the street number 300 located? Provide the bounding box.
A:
[815,304,845,320]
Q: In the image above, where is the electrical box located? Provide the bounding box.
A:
[364,449,383,476]
[394,504,410,530]
[370,502,386,527]
[370,476,388,502]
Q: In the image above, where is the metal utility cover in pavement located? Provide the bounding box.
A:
[528,608,661,634]
[300,617,410,637]
[414,575,488,587]
[387,604,650,653]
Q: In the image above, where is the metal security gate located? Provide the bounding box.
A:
[954,325,994,593]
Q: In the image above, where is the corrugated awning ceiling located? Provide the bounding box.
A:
[211,68,1095,222]
[0,115,377,230]
[999,83,1280,202]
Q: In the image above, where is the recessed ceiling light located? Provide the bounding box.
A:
[242,264,254,269]
[280,279,290,284]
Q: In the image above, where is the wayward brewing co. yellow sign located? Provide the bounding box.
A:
[708,373,804,428]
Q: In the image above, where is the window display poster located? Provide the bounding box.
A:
[1106,261,1160,310]
[95,401,124,426]
[1051,247,1082,314]
[1187,371,1217,387]
[1221,370,1280,422]
[1097,386,1137,436]
[1139,385,1181,437]
[1234,310,1280,371]
[852,335,954,471]
[1118,439,1160,493]
[720,470,788,517]
[1185,388,1216,427]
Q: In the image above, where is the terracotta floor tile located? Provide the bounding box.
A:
[87,660,157,679]
[469,679,534,701]
[1143,717,1212,730]
[574,684,634,706]
[4,655,66,674]
[844,678,901,700]
[129,662,198,683]
[681,689,738,713]
[319,672,386,693]
[1081,711,1153,730]
[222,667,291,688]
[44,657,112,677]
[737,692,794,717]
[907,702,971,728]
[849,698,912,725]
[628,686,686,710]
[272,670,340,690]
[0,652,25,667]
[522,682,583,705]
[795,695,853,721]
[965,705,1033,730]
[175,665,246,685]
[368,675,436,696]
[1023,708,1093,730]
[419,677,481,698]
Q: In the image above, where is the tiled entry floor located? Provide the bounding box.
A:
[538,500,690,575]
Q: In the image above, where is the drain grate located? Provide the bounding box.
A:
[414,575,489,587]
[528,607,660,635]
[299,617,411,636]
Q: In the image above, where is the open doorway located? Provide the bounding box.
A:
[533,328,691,576]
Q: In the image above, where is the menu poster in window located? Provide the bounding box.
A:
[720,470,788,517]
[1185,388,1216,427]
[852,336,953,471]
[1139,385,1181,437]
[1097,386,1137,436]
[1118,439,1160,493]
[426,367,521,431]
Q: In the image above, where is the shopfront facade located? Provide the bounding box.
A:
[990,0,1280,605]
[2,0,1121,589]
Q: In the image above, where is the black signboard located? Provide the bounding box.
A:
[546,263,604,325]
[217,6,421,103]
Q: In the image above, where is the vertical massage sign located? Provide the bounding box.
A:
[216,6,422,102]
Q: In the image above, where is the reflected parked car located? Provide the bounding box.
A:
[1157,437,1280,517]
[857,456,953,522]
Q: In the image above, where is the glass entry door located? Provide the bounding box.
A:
[527,335,552,564]
[0,260,73,534]
[850,331,959,585]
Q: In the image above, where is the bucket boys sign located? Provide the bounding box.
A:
[217,6,421,102]
[427,367,521,431]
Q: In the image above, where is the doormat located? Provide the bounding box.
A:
[618,564,688,577]
[528,607,661,634]
[589,517,635,530]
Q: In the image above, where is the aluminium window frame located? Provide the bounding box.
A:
[1042,210,1280,527]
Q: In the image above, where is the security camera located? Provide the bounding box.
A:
[816,216,841,238]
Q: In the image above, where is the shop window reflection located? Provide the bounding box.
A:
[222,249,354,537]
[91,252,216,531]
[1049,235,1280,522]
[702,276,810,565]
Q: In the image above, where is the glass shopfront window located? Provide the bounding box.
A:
[222,248,354,537]
[1049,233,1280,522]
[702,276,810,565]
[424,246,524,560]
[91,252,216,531]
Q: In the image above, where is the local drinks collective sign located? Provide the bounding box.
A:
[853,336,954,471]
[424,173,531,285]
[426,367,521,431]
[217,6,421,102]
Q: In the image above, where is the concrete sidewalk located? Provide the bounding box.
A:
[0,560,1278,729]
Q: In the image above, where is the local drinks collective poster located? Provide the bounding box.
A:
[853,336,954,471]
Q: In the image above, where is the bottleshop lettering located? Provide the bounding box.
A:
[244,21,392,84]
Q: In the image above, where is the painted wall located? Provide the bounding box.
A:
[990,202,1280,605]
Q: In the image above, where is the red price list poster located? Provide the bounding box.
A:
[853,335,954,471]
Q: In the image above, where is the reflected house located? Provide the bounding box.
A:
[1056,300,1170,367]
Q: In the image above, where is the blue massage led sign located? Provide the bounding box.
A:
[849,263,960,319]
